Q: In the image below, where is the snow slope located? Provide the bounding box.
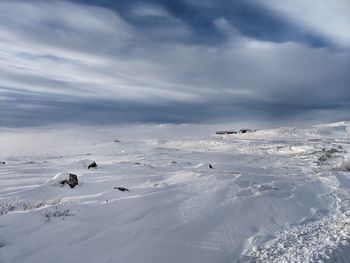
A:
[0,122,349,263]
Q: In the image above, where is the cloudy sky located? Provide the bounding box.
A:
[0,0,349,127]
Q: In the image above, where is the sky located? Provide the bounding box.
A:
[0,0,349,127]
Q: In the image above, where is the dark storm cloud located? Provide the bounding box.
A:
[1,87,349,127]
[76,0,331,47]
[0,0,349,127]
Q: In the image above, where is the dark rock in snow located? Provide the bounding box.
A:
[114,187,129,192]
[68,173,78,188]
[239,128,252,134]
[209,164,214,169]
[60,173,78,188]
[88,161,97,169]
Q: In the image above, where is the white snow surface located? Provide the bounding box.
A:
[0,121,350,263]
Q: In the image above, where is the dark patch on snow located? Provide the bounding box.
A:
[60,173,78,188]
[216,130,236,135]
[114,187,130,192]
[239,128,252,133]
[87,161,97,169]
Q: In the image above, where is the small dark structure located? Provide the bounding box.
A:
[209,164,214,169]
[239,128,252,134]
[88,161,97,169]
[114,187,130,192]
[60,173,79,188]
[0,161,5,165]
[216,130,236,135]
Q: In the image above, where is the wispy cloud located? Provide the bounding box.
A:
[133,3,172,18]
[254,0,350,48]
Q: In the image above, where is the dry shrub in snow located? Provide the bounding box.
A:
[318,147,341,163]
[332,159,350,172]
[43,206,73,220]
[0,198,62,216]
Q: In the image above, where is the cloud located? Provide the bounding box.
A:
[0,0,349,127]
[133,4,172,18]
[253,0,350,48]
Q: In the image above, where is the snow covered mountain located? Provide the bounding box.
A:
[0,121,349,263]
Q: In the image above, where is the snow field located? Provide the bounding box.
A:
[0,121,349,262]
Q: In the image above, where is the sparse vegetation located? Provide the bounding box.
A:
[332,159,350,172]
[43,206,73,220]
[317,147,342,164]
[0,198,63,216]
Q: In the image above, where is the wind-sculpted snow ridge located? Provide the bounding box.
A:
[0,121,349,263]
[241,190,350,263]
[238,121,350,263]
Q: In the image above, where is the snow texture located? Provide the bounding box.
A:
[0,121,350,263]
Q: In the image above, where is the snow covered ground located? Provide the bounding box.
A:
[0,121,349,263]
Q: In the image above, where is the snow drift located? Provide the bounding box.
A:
[0,121,349,263]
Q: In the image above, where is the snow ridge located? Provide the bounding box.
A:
[242,190,350,262]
